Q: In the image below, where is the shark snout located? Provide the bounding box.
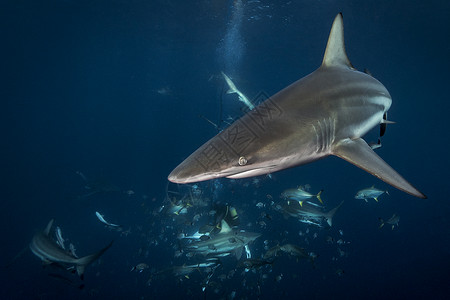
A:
[168,164,190,184]
[168,159,215,184]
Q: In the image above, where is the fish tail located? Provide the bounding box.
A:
[75,241,113,279]
[378,218,385,228]
[325,201,344,227]
[316,190,324,204]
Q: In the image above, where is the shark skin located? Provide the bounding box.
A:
[168,13,426,199]
[30,219,113,278]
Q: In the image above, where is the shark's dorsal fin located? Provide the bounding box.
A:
[322,13,352,69]
[44,219,54,235]
[332,138,426,199]
[219,219,232,234]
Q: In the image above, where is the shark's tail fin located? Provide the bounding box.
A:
[325,201,344,227]
[221,72,237,94]
[75,241,113,279]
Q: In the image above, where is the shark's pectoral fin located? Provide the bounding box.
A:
[332,138,426,199]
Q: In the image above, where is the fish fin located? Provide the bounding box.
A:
[332,138,426,199]
[325,201,344,227]
[75,241,113,278]
[316,190,323,204]
[44,219,54,236]
[391,225,394,230]
[378,218,385,228]
[364,199,368,203]
[381,120,396,124]
[219,220,232,234]
[374,197,378,202]
[298,201,303,207]
[386,190,390,196]
[321,13,353,69]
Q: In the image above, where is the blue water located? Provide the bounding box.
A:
[2,0,450,299]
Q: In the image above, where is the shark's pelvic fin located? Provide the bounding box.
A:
[332,138,426,199]
[322,13,353,69]
[44,219,54,236]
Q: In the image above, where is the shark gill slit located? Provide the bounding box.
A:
[314,118,335,153]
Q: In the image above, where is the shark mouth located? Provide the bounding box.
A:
[225,165,278,179]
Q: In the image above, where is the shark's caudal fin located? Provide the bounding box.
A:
[325,201,344,227]
[321,13,353,69]
[332,138,426,199]
[75,241,113,279]
[222,72,237,94]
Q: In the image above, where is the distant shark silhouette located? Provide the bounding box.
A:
[168,13,425,199]
[30,220,113,279]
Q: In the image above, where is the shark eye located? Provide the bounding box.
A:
[238,156,248,166]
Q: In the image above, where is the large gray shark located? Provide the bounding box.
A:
[168,13,425,199]
[30,219,113,279]
[185,220,260,259]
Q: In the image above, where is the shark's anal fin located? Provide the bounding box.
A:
[332,138,426,199]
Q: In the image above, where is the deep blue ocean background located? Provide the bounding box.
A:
[2,1,450,299]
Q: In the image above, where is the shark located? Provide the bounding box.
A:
[185,220,260,259]
[168,13,426,199]
[222,71,255,111]
[30,219,113,279]
[95,211,121,227]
